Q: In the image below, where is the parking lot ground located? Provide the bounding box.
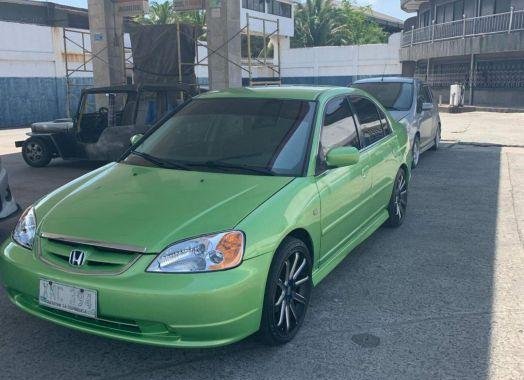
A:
[0,113,523,379]
[440,111,524,147]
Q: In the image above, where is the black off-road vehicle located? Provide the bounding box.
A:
[16,84,195,167]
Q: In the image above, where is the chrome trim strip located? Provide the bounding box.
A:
[40,232,148,254]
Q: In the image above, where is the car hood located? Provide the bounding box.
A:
[388,110,410,122]
[31,119,73,133]
[38,163,293,253]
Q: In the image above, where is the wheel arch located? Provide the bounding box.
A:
[272,228,316,268]
[400,162,411,183]
[287,228,314,262]
[26,135,59,156]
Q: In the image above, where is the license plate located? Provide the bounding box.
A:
[39,279,97,319]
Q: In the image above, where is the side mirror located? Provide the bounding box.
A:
[422,102,434,111]
[130,134,143,145]
[326,146,360,168]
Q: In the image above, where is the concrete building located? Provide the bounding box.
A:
[0,0,403,127]
[0,0,91,127]
[400,0,524,108]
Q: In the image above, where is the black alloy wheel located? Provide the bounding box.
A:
[387,168,408,227]
[260,237,312,345]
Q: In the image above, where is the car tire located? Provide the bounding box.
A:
[386,168,408,228]
[411,135,420,169]
[431,125,441,151]
[259,236,313,346]
[22,138,52,167]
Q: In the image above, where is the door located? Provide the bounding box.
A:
[316,97,371,263]
[349,96,398,213]
[417,83,435,149]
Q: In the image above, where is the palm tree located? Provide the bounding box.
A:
[138,1,176,25]
[292,0,387,47]
[292,0,341,47]
[136,1,205,29]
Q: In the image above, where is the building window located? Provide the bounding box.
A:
[268,1,292,18]
[480,0,494,15]
[435,0,467,23]
[420,10,431,27]
[479,0,511,15]
[453,0,464,20]
[242,0,265,13]
[495,0,511,14]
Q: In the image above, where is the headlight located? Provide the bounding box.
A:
[147,231,245,273]
[13,206,37,249]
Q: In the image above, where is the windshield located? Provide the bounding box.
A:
[353,82,414,111]
[125,98,317,176]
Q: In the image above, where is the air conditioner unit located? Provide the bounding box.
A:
[450,84,464,107]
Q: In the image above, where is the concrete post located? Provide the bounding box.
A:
[468,53,475,106]
[87,0,126,105]
[206,0,242,90]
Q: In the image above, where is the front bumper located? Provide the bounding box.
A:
[0,167,18,219]
[0,239,272,348]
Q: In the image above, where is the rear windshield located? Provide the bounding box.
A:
[353,82,414,112]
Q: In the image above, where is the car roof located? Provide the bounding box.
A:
[195,86,358,101]
[353,76,418,85]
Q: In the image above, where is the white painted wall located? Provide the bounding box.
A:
[280,33,402,80]
[0,20,91,79]
[195,33,401,84]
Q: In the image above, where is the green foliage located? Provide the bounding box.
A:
[136,1,206,28]
[292,0,387,48]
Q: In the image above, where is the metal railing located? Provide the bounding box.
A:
[401,7,524,47]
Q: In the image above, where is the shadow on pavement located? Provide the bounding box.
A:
[0,143,502,379]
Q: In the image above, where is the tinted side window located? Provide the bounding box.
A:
[350,96,385,146]
[320,97,360,158]
[378,108,392,136]
[418,84,431,103]
[422,85,433,102]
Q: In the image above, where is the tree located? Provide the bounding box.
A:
[292,0,387,48]
[137,1,175,24]
[335,1,387,45]
[292,0,341,47]
[136,1,205,28]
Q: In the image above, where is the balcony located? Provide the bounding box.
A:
[401,9,524,47]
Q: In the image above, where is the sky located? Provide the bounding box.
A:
[38,0,410,21]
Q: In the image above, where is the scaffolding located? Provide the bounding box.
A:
[62,28,95,117]
[62,13,283,114]
[245,13,282,86]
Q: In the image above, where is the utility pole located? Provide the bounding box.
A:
[87,0,126,94]
[205,0,242,90]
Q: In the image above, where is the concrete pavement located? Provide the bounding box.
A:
[0,113,523,379]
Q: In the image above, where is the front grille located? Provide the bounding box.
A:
[38,237,141,275]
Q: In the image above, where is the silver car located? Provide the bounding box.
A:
[0,157,17,219]
[352,77,441,168]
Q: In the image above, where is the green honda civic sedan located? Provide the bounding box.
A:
[0,86,410,347]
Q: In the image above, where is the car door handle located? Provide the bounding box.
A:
[361,165,370,178]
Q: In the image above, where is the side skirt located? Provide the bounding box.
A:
[312,209,389,286]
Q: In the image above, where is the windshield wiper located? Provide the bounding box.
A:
[193,160,276,176]
[130,151,191,171]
